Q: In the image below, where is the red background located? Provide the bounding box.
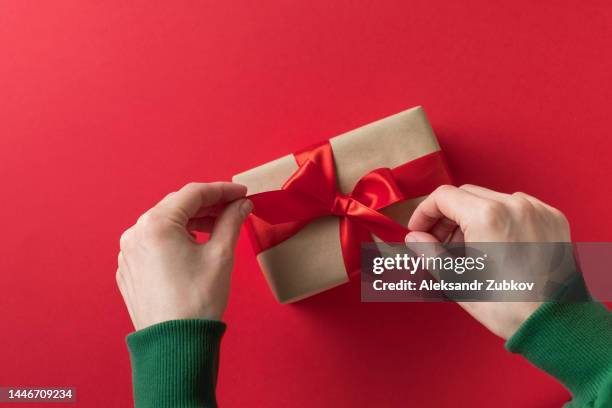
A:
[1,1,611,407]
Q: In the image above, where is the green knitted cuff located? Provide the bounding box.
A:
[127,319,226,408]
[506,302,612,405]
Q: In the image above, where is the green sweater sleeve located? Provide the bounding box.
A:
[506,302,612,408]
[127,319,226,408]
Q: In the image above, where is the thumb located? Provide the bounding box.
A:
[405,231,440,244]
[208,199,252,252]
[405,231,445,261]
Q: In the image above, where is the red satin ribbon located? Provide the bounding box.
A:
[246,141,452,276]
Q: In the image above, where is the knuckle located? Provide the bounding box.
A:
[556,210,568,223]
[137,211,154,226]
[137,211,174,241]
[459,183,476,190]
[119,228,133,249]
[479,201,506,224]
[511,191,528,198]
[138,211,165,230]
[207,242,232,262]
[115,268,123,286]
[510,196,533,214]
[156,191,177,207]
[434,184,455,195]
[182,182,200,193]
[551,207,569,225]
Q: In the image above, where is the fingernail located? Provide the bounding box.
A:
[234,183,248,193]
[405,233,418,243]
[240,199,253,217]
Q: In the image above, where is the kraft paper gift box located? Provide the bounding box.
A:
[233,106,451,303]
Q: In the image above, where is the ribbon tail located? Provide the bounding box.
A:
[348,202,410,243]
[339,217,374,278]
[248,189,328,224]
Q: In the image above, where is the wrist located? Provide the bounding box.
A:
[132,297,227,330]
[504,302,542,339]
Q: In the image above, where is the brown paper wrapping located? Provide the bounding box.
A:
[233,106,441,303]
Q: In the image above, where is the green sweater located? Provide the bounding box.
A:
[127,302,612,407]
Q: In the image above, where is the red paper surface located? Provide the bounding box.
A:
[0,1,611,407]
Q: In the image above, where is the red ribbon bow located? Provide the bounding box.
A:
[246,141,451,275]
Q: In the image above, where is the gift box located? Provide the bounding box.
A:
[233,106,452,303]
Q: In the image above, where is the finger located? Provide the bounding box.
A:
[193,203,227,218]
[408,185,489,232]
[156,182,247,224]
[465,186,553,217]
[463,185,557,214]
[405,231,446,280]
[159,197,226,219]
[511,191,559,213]
[406,231,440,243]
[449,228,464,243]
[156,191,177,206]
[459,184,510,202]
[187,216,216,233]
[428,218,458,242]
[208,199,252,252]
[460,184,554,220]
[119,227,134,250]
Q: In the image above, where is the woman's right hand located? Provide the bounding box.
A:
[405,184,571,339]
